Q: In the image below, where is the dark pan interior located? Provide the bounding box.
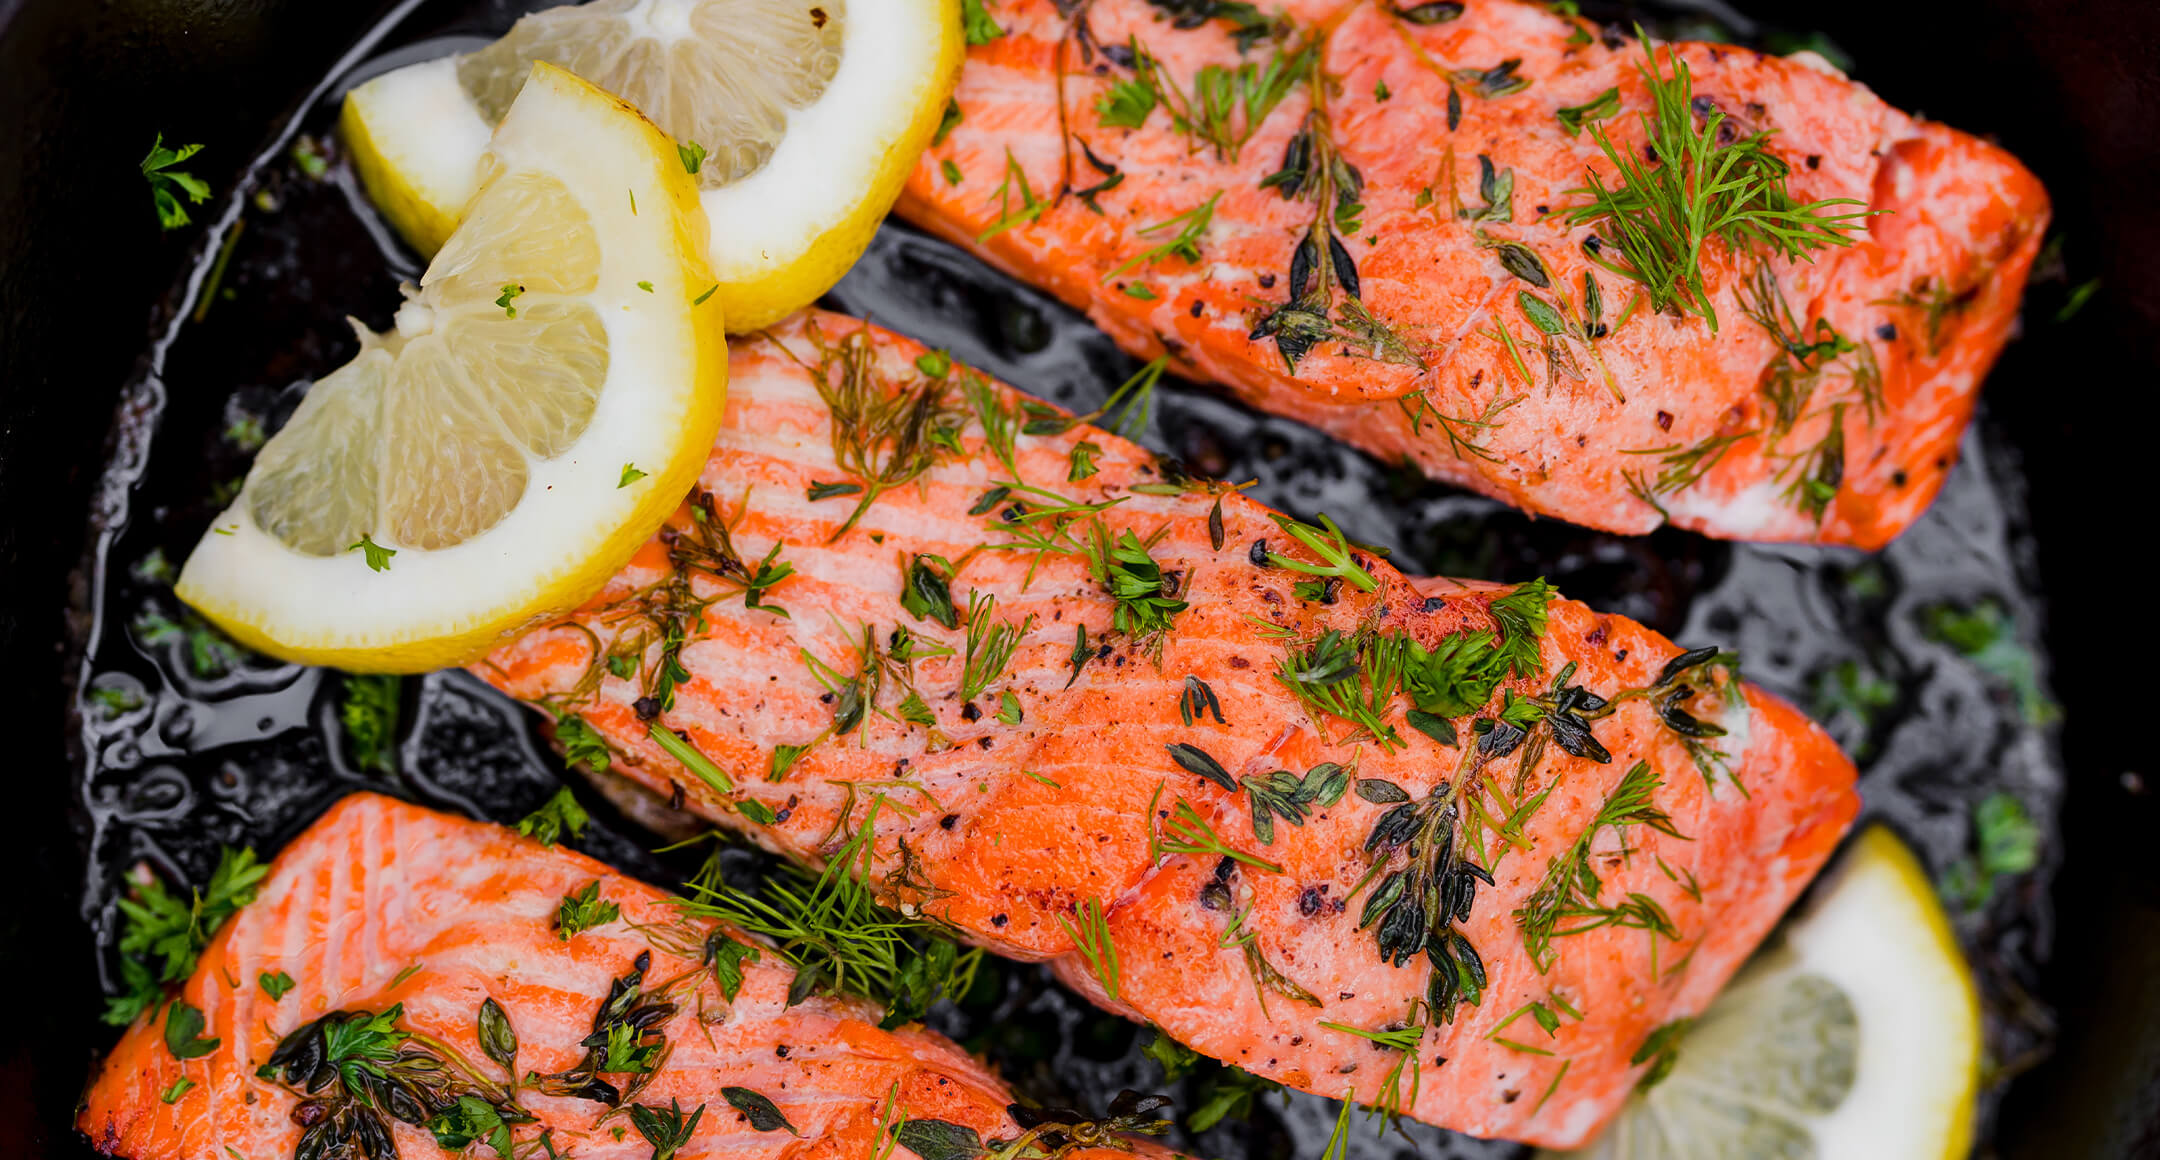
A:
[3,1,2154,1156]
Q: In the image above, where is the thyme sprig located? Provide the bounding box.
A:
[1355,784,1493,1022]
[1562,37,1870,331]
[1251,92,1425,373]
[260,1002,531,1160]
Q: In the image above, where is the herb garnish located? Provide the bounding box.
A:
[1562,39,1870,331]
[630,1099,704,1160]
[516,787,592,848]
[105,846,267,1025]
[556,881,621,940]
[788,323,968,539]
[1117,34,1313,163]
[722,1087,799,1134]
[339,673,400,774]
[1058,896,1122,1001]
[528,951,675,1105]
[141,135,209,230]
[1515,761,1686,971]
[679,798,982,1028]
[1355,785,1492,1021]
[959,590,1034,702]
[262,1003,530,1160]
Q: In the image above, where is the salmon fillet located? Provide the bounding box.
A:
[894,0,2049,548]
[79,793,1172,1160]
[476,310,1858,1147]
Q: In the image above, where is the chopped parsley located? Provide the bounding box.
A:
[141,135,209,230]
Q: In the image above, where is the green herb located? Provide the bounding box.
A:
[161,1077,196,1104]
[680,798,982,1028]
[477,997,518,1076]
[677,140,706,175]
[260,970,296,1000]
[1068,439,1103,482]
[555,881,620,940]
[555,710,613,774]
[797,327,970,538]
[637,281,654,292]
[1921,600,2058,726]
[289,135,330,180]
[649,724,735,794]
[1157,797,1283,874]
[1105,191,1223,282]
[133,609,245,677]
[618,463,648,488]
[1317,1020,1424,1117]
[1241,762,1350,843]
[1058,896,1122,1001]
[961,0,1002,44]
[1562,40,1870,331]
[960,590,1034,701]
[1143,1027,1201,1081]
[978,148,1047,242]
[1631,1017,1691,1088]
[1811,659,1895,751]
[630,1099,705,1160]
[1265,511,1381,592]
[1097,78,1159,129]
[1515,761,1686,971]
[1179,676,1225,726]
[1270,627,1404,750]
[1357,784,1491,1020]
[164,1000,220,1059]
[941,158,964,185]
[901,554,960,629]
[722,1087,799,1134]
[1126,34,1314,163]
[693,284,717,306]
[2056,277,2100,323]
[1554,86,1620,135]
[339,673,400,774]
[348,534,396,572]
[1941,792,2042,909]
[1186,1065,1284,1132]
[105,846,268,1025]
[142,135,210,229]
[1090,524,1188,652]
[495,283,524,318]
[516,788,591,848]
[933,99,962,147]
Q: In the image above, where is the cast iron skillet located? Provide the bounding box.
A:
[3,1,2155,1156]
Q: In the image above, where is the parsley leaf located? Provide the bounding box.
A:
[555,880,621,940]
[516,787,592,848]
[141,134,209,230]
[105,847,267,1026]
[961,0,1003,44]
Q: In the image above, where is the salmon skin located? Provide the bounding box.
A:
[894,0,2048,548]
[80,792,1174,1160]
[477,311,1858,1147]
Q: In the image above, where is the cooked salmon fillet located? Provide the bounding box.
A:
[894,0,2048,548]
[476,311,1858,1147]
[80,793,1172,1160]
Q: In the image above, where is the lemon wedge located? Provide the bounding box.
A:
[177,62,727,673]
[341,0,963,333]
[1542,826,1981,1160]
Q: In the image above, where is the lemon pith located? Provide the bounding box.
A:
[339,0,963,333]
[177,63,727,673]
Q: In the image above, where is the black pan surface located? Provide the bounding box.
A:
[4,1,2154,1157]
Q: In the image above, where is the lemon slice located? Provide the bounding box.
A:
[1543,826,1981,1160]
[340,0,963,333]
[177,62,727,673]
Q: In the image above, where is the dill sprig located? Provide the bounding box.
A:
[1124,34,1313,162]
[1105,190,1224,285]
[1317,1019,1424,1118]
[1561,38,1870,332]
[1157,797,1284,874]
[979,148,1049,242]
[959,590,1035,702]
[1514,761,1688,972]
[678,799,983,1029]
[1057,897,1122,1001]
[797,326,969,540]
